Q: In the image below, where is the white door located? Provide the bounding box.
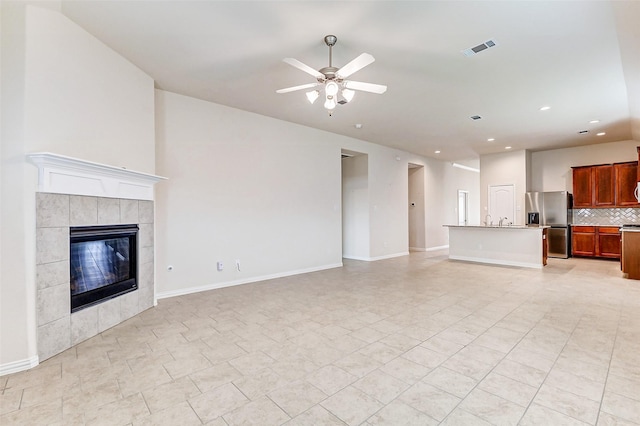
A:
[458,190,469,225]
[488,184,515,225]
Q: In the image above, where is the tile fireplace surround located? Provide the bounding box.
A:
[36,193,155,361]
[26,152,165,363]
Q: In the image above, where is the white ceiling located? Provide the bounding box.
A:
[60,1,640,161]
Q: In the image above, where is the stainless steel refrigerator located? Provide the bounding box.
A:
[525,191,572,258]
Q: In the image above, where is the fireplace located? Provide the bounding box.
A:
[70,224,138,312]
[28,153,165,363]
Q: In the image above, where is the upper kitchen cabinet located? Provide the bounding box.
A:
[638,146,640,182]
[572,162,639,208]
[615,162,640,206]
[594,165,615,206]
[572,166,593,208]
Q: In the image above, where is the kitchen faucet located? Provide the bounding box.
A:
[499,217,508,227]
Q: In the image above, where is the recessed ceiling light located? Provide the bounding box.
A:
[597,132,606,136]
[435,150,441,154]
[354,123,363,129]
[589,120,600,124]
[487,138,495,142]
[505,146,512,150]
[540,106,551,111]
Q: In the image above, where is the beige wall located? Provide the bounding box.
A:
[530,140,639,192]
[1,4,155,371]
[400,156,481,248]
[480,150,529,225]
[154,90,344,296]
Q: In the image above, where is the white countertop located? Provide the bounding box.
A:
[570,224,622,227]
[444,225,549,230]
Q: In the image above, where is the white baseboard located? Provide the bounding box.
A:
[368,252,410,261]
[409,245,449,252]
[0,355,39,376]
[343,252,410,262]
[426,245,449,252]
[156,262,344,300]
[342,255,371,261]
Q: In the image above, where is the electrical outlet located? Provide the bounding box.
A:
[217,261,223,271]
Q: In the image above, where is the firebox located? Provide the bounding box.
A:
[70,224,138,312]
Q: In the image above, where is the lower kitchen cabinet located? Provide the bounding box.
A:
[598,227,622,258]
[572,226,596,256]
[571,226,621,259]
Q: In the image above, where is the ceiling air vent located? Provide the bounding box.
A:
[462,39,498,57]
[470,115,482,121]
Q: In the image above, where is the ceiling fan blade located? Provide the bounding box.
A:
[336,53,375,79]
[343,80,387,94]
[283,58,324,79]
[276,82,320,94]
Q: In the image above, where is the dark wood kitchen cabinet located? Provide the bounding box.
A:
[572,166,593,208]
[594,165,615,206]
[615,161,640,206]
[571,225,621,259]
[572,161,639,207]
[597,227,622,259]
[572,226,596,256]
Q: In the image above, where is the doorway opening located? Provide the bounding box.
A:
[341,150,369,260]
[408,163,426,251]
[457,190,469,226]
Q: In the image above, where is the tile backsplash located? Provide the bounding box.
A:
[572,208,640,225]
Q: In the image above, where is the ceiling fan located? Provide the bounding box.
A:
[276,35,387,116]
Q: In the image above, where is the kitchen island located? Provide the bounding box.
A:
[445,225,549,269]
[621,226,640,280]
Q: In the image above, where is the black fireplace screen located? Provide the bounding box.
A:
[70,224,138,312]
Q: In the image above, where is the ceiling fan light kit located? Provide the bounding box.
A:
[306,90,320,104]
[277,35,387,116]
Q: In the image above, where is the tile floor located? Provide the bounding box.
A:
[1,252,640,425]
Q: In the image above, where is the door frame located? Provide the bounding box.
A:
[457,190,469,226]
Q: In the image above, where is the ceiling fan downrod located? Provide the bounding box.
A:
[324,35,337,67]
[321,35,339,81]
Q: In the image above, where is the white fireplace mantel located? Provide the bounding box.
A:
[27,152,166,200]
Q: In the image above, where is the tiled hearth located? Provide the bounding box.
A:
[36,193,155,361]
